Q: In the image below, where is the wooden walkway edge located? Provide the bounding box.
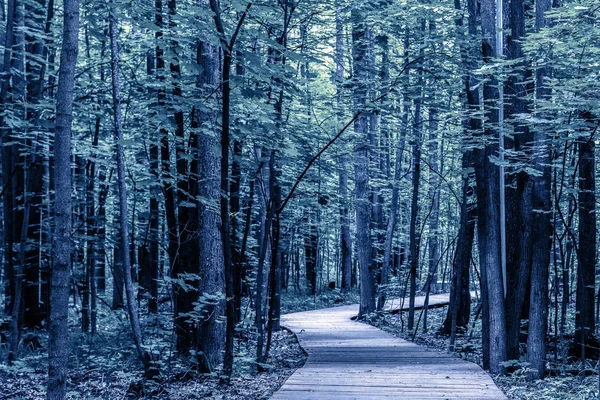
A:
[271,295,506,400]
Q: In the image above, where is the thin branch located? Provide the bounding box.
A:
[230,3,252,50]
[277,56,423,215]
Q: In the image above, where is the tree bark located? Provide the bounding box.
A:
[109,0,154,377]
[408,19,425,331]
[195,36,226,373]
[504,0,534,361]
[335,0,353,293]
[475,0,507,374]
[575,118,596,359]
[352,1,375,318]
[47,0,78,393]
[525,0,553,378]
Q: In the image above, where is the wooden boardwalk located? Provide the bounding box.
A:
[271,294,506,400]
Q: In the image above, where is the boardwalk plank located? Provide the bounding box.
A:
[270,294,506,400]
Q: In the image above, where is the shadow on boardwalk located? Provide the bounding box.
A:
[271,294,506,400]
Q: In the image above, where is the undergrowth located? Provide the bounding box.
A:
[367,299,600,400]
[0,297,306,399]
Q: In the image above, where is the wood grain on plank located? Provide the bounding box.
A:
[271,295,506,400]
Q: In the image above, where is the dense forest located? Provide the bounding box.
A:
[0,0,600,397]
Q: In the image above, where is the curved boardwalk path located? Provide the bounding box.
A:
[271,294,506,400]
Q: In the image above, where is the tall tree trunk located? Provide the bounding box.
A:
[148,142,159,314]
[47,0,78,393]
[575,116,596,359]
[7,0,25,362]
[111,207,124,310]
[526,0,553,378]
[335,0,352,293]
[109,0,154,377]
[504,0,533,361]
[443,154,474,337]
[408,20,425,331]
[352,1,375,318]
[23,0,49,329]
[380,30,410,310]
[475,0,507,374]
[85,125,100,332]
[0,0,16,316]
[195,36,226,373]
[169,0,202,356]
[425,106,440,295]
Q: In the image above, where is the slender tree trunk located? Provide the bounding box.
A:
[111,207,124,310]
[425,106,440,295]
[109,0,154,377]
[0,0,16,317]
[85,126,99,332]
[408,20,425,330]
[304,216,318,295]
[47,0,78,393]
[7,0,26,361]
[148,142,159,314]
[335,0,352,293]
[526,0,553,378]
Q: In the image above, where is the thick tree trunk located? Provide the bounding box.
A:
[575,120,596,359]
[352,2,375,317]
[526,0,552,378]
[475,0,507,374]
[47,0,78,394]
[195,38,225,373]
[504,0,534,361]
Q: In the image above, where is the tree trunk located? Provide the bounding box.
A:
[47,0,78,393]
[475,0,507,374]
[425,106,440,295]
[352,1,375,318]
[304,217,318,295]
[575,118,596,359]
[109,0,154,377]
[408,20,425,330]
[525,0,553,378]
[504,0,533,361]
[195,37,226,373]
[335,0,353,294]
[443,153,474,337]
[7,0,26,362]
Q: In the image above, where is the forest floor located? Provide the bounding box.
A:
[0,303,307,399]
[367,300,600,400]
[0,289,355,399]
